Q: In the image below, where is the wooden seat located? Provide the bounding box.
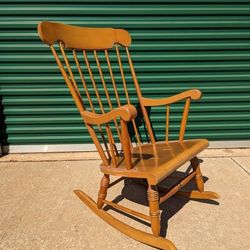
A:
[101,139,209,185]
[38,21,219,250]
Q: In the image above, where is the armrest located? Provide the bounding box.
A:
[141,89,202,107]
[81,104,137,125]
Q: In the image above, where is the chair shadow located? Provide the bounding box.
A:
[104,167,219,239]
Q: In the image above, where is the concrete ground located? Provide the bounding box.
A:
[0,149,249,250]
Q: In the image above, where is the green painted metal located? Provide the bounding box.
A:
[0,0,250,146]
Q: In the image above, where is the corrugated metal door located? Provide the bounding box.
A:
[1,0,250,148]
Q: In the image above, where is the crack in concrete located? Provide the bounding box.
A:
[231,158,250,176]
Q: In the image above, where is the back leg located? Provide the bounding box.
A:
[172,156,219,200]
[147,184,160,237]
[191,157,204,192]
[97,174,110,209]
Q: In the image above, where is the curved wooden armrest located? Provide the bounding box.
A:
[81,104,137,125]
[141,89,202,107]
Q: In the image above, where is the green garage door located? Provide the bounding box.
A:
[1,0,250,150]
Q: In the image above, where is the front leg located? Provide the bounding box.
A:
[148,185,160,237]
[97,174,110,209]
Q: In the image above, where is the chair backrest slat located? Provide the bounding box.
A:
[106,124,118,167]
[59,42,82,99]
[51,44,111,164]
[116,45,141,145]
[125,47,156,145]
[94,50,113,110]
[84,49,119,156]
[179,97,191,140]
[115,45,130,104]
[93,50,121,141]
[50,45,84,111]
[88,124,110,165]
[72,49,112,158]
[83,50,105,113]
[121,119,132,169]
[72,49,95,111]
[104,49,121,107]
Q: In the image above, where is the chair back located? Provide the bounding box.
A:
[38,21,155,168]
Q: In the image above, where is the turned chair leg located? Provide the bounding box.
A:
[147,185,160,237]
[97,174,110,209]
[191,157,204,192]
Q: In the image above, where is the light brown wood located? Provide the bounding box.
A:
[59,42,81,99]
[86,124,110,166]
[72,48,114,156]
[106,125,117,167]
[50,45,84,113]
[100,139,209,185]
[38,21,219,250]
[116,45,141,145]
[179,97,191,140]
[104,49,121,106]
[83,50,105,112]
[134,180,220,200]
[148,185,160,237]
[97,174,110,209]
[38,21,131,49]
[103,200,150,221]
[83,49,118,158]
[72,49,112,156]
[82,104,137,125]
[116,45,130,104]
[126,47,156,144]
[72,49,94,111]
[159,170,197,204]
[175,190,220,200]
[94,50,121,141]
[141,89,202,107]
[74,190,177,250]
[121,119,133,169]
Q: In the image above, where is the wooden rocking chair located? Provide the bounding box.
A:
[38,22,219,250]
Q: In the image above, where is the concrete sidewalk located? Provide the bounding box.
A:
[0,150,249,250]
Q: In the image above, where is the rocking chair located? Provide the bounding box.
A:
[38,22,219,250]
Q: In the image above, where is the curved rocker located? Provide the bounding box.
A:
[74,190,177,250]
